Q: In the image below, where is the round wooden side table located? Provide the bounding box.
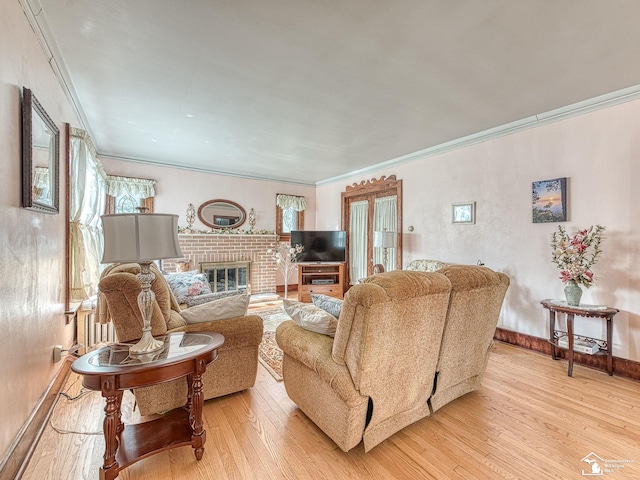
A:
[71,331,224,480]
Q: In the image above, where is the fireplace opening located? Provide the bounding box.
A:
[200,261,251,294]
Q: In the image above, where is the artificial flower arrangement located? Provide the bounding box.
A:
[178,226,275,235]
[550,224,605,288]
[267,242,304,268]
[267,242,304,298]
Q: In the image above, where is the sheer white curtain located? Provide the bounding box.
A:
[69,128,107,301]
[349,200,369,284]
[373,195,398,270]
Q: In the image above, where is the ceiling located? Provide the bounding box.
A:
[25,0,640,185]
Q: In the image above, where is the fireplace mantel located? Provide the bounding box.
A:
[163,233,278,294]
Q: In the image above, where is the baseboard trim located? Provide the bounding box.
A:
[0,356,74,480]
[494,327,640,381]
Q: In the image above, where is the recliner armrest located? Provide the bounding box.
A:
[276,320,360,404]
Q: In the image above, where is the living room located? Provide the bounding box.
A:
[2,1,640,478]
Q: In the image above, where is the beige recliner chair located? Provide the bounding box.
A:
[429,265,510,412]
[276,270,452,452]
[97,263,263,416]
[276,266,510,452]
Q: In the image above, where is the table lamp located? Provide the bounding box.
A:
[101,213,183,354]
[373,230,397,272]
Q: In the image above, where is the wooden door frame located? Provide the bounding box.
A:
[341,175,403,285]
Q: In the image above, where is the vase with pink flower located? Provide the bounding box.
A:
[550,224,605,306]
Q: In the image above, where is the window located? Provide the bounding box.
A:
[275,194,305,240]
[105,175,155,214]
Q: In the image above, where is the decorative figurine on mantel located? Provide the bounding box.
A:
[248,208,256,230]
[175,258,191,272]
[186,203,196,229]
[550,224,605,306]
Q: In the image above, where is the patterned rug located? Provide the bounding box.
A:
[255,307,290,381]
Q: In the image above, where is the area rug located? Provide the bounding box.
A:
[256,307,291,381]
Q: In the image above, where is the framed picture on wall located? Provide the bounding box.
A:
[452,202,475,224]
[532,177,567,223]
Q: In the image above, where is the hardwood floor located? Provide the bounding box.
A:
[22,342,640,479]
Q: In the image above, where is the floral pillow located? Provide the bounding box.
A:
[163,270,212,303]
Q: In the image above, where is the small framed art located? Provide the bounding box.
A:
[532,177,567,223]
[452,202,475,224]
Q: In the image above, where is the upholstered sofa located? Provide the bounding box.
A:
[97,263,263,416]
[276,265,509,452]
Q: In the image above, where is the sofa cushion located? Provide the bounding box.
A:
[184,289,244,308]
[283,299,338,337]
[163,270,212,303]
[311,293,343,319]
[180,293,250,324]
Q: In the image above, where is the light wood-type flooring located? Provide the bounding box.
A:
[23,339,640,479]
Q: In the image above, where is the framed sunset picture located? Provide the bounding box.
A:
[532,177,567,223]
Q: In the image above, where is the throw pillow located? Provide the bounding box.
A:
[179,293,250,324]
[163,270,212,303]
[283,298,338,337]
[311,293,343,319]
[184,289,244,308]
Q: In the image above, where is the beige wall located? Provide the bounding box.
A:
[316,98,640,362]
[99,157,316,233]
[98,157,317,286]
[0,0,79,462]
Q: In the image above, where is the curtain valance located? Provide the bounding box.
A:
[106,175,156,198]
[276,194,306,211]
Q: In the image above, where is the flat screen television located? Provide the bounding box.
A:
[291,230,346,263]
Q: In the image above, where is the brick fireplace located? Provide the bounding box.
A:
[163,234,278,294]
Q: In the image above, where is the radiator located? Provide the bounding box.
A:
[77,308,116,354]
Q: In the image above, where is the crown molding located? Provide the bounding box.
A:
[98,155,316,186]
[316,84,640,187]
[19,0,94,138]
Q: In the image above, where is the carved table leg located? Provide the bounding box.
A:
[607,316,613,376]
[116,391,124,435]
[100,376,121,480]
[186,372,193,412]
[190,358,207,460]
[549,310,557,360]
[567,313,575,377]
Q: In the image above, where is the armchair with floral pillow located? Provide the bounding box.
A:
[96,263,263,416]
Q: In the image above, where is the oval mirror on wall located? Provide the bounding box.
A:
[198,199,246,229]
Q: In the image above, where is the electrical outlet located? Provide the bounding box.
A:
[53,344,64,363]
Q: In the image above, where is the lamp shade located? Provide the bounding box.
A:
[101,213,183,263]
[373,231,397,249]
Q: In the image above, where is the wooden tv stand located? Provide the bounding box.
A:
[297,262,344,303]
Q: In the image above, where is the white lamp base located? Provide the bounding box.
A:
[129,325,164,355]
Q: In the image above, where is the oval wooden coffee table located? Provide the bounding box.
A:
[71,331,224,480]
